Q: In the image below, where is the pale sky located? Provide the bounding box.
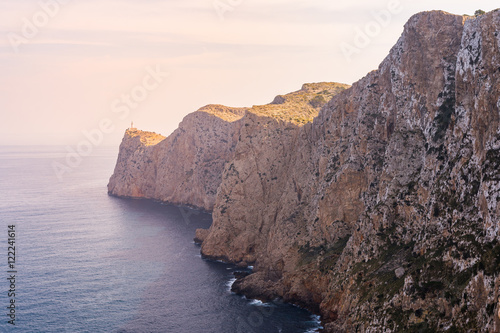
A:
[0,0,498,146]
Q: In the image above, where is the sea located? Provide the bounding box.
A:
[0,146,322,333]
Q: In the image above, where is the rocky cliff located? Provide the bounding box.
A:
[109,9,500,332]
[108,82,348,211]
[108,105,247,210]
[199,10,500,332]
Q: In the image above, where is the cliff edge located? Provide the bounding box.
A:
[200,10,500,332]
[108,105,246,211]
[109,9,500,332]
[108,82,349,211]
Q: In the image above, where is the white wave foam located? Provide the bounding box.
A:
[248,299,275,307]
[304,314,323,332]
[249,299,264,306]
[226,277,237,291]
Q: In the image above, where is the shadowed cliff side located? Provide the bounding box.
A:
[107,105,246,211]
[108,82,349,211]
[108,9,500,332]
[199,10,500,332]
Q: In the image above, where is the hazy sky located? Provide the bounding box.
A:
[0,0,498,146]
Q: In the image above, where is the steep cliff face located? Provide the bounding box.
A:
[200,82,349,262]
[107,129,166,198]
[108,9,500,332]
[108,105,247,210]
[151,105,247,210]
[199,10,500,332]
[108,83,348,211]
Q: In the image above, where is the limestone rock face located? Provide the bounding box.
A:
[107,129,165,198]
[194,228,210,244]
[151,106,246,210]
[107,105,246,211]
[108,83,348,211]
[109,9,500,332]
[199,82,350,262]
[199,10,500,332]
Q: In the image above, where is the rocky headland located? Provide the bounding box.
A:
[109,10,500,332]
[108,82,348,211]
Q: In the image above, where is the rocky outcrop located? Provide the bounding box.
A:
[109,9,500,332]
[108,105,247,210]
[199,10,500,332]
[108,83,348,211]
[107,129,166,198]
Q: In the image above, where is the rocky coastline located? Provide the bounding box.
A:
[109,10,500,332]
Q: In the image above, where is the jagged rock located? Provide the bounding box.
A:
[200,10,500,332]
[271,95,286,104]
[108,105,247,211]
[108,83,348,210]
[194,228,209,244]
[109,9,500,332]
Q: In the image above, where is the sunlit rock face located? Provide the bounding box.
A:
[107,105,246,211]
[110,10,500,332]
[201,10,500,332]
[108,83,348,211]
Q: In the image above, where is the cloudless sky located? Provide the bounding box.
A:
[0,0,498,146]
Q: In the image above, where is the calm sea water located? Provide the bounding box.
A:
[0,146,321,333]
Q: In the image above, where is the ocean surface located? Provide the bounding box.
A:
[0,146,321,333]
